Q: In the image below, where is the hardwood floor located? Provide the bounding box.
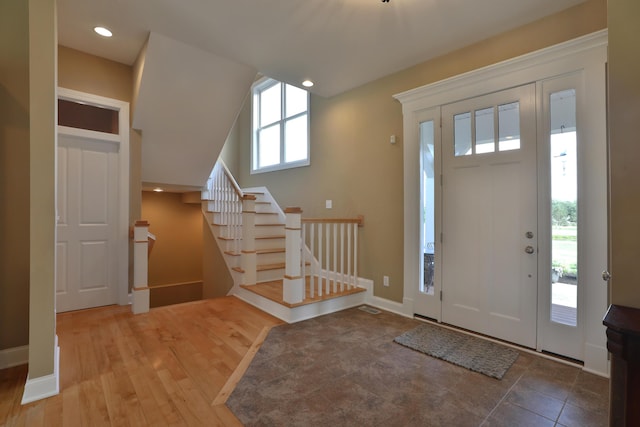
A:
[0,297,283,426]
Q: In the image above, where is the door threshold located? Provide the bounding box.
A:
[413,314,584,369]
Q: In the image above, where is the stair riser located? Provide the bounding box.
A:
[255,203,275,214]
[255,225,285,237]
[255,213,281,225]
[255,238,285,251]
[256,268,285,283]
[257,252,286,265]
[219,239,242,254]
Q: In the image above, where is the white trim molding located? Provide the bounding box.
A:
[21,339,60,404]
[0,345,29,370]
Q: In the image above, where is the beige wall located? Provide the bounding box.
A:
[141,191,203,286]
[0,0,30,352]
[28,0,57,379]
[58,46,132,102]
[234,0,607,302]
[608,0,640,309]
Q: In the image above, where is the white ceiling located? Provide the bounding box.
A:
[57,0,587,98]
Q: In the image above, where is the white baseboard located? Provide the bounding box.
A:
[0,345,29,369]
[365,294,412,318]
[21,343,60,404]
[583,343,610,378]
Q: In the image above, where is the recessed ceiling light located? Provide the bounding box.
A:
[302,80,314,88]
[153,187,163,192]
[94,26,113,38]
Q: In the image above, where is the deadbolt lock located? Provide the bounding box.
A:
[525,231,534,239]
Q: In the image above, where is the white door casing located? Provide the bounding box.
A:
[56,88,130,311]
[396,30,609,376]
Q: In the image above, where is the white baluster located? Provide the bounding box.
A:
[310,223,315,298]
[340,223,345,292]
[301,223,306,297]
[332,222,338,293]
[347,223,352,289]
[354,223,358,286]
[318,224,323,297]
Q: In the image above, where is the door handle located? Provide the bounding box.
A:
[602,270,611,282]
[525,246,535,254]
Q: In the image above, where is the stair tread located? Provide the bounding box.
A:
[257,248,285,254]
[256,223,285,227]
[256,235,285,240]
[232,261,310,274]
[224,248,283,256]
[240,278,366,308]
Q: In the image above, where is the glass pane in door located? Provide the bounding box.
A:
[420,120,435,295]
[454,112,472,156]
[550,89,578,326]
[498,102,521,151]
[475,107,495,154]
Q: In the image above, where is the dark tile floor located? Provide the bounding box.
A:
[227,306,609,427]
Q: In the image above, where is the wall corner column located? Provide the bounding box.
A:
[23,0,59,405]
[283,207,304,304]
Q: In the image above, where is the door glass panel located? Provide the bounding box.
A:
[454,112,472,156]
[420,120,435,295]
[499,102,520,151]
[550,89,577,326]
[475,107,495,153]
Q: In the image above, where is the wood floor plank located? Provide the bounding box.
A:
[212,326,272,405]
[0,297,283,426]
[79,378,110,426]
[42,394,63,427]
[0,365,28,427]
[60,385,82,427]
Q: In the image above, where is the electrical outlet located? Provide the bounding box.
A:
[383,275,389,287]
[326,200,332,209]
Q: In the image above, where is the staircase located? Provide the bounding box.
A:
[202,161,371,323]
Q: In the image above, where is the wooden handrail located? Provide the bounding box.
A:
[302,215,364,227]
[218,159,244,198]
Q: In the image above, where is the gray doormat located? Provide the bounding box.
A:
[394,323,519,379]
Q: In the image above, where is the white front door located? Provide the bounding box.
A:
[56,131,120,312]
[402,33,609,373]
[441,84,538,348]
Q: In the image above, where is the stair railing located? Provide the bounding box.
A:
[208,160,243,256]
[283,207,364,304]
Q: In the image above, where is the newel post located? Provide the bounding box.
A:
[132,220,150,314]
[283,207,304,304]
[241,195,257,286]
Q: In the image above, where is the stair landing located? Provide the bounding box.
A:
[240,277,366,308]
